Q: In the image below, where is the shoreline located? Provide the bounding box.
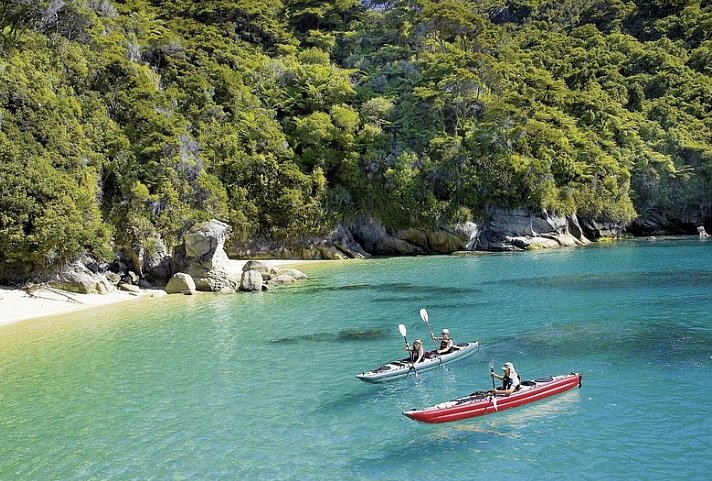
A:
[0,259,329,328]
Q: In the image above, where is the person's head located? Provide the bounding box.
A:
[441,328,450,338]
[414,339,422,348]
[502,362,514,373]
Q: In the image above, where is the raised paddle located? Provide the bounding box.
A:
[489,359,496,390]
[419,308,444,367]
[487,359,498,412]
[398,323,421,382]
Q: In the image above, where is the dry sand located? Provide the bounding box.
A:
[0,259,317,327]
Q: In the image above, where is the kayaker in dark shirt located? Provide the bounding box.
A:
[405,338,424,363]
[490,361,521,395]
[432,328,454,354]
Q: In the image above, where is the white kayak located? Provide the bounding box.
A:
[356,341,480,383]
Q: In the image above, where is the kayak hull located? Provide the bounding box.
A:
[356,341,479,383]
[403,372,582,423]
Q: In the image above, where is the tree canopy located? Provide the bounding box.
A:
[1,0,710,279]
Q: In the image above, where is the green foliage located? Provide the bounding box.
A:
[2,0,712,279]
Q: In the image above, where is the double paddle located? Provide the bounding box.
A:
[419,308,444,367]
[398,323,421,382]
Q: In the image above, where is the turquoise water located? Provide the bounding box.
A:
[1,237,712,480]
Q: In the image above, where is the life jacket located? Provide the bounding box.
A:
[502,373,521,391]
[439,339,451,351]
[411,347,423,363]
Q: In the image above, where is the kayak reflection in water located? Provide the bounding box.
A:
[404,338,425,363]
[490,361,521,395]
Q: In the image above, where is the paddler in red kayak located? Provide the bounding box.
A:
[490,361,521,395]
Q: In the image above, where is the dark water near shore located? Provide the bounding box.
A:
[1,237,711,480]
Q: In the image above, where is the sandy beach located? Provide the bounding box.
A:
[0,259,317,327]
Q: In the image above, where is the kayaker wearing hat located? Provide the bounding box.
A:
[432,328,454,354]
[490,361,521,395]
[404,338,425,364]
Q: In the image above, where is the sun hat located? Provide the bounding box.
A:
[502,362,514,371]
[442,328,449,334]
[414,338,422,344]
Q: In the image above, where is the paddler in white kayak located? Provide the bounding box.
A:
[432,328,454,355]
[404,338,425,364]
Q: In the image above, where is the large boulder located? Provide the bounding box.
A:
[165,272,196,294]
[175,220,239,292]
[49,260,115,295]
[240,270,264,292]
[242,260,274,280]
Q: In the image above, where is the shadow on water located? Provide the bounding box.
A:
[370,299,492,312]
[347,421,517,475]
[315,381,415,414]
[291,282,482,296]
[269,327,388,344]
[500,323,712,365]
[496,270,712,291]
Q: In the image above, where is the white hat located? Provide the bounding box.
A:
[441,328,449,334]
[414,338,422,344]
[502,362,514,371]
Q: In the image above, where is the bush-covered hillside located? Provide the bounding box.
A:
[1,0,711,279]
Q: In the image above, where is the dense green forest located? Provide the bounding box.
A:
[1,0,711,279]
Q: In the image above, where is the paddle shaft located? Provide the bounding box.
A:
[419,308,444,366]
[399,327,420,380]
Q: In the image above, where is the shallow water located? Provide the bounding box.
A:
[1,237,711,480]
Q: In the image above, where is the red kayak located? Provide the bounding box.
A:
[403,372,582,423]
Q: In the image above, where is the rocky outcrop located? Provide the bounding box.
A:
[474,208,592,251]
[49,259,115,295]
[578,217,626,240]
[350,216,474,255]
[227,224,370,261]
[347,210,597,254]
[130,235,171,282]
[174,220,239,292]
[627,209,706,236]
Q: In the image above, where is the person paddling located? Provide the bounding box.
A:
[404,338,425,364]
[432,328,454,354]
[490,361,521,395]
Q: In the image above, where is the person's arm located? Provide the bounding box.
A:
[436,339,452,354]
[493,385,515,395]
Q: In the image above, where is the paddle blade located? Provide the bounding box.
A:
[488,359,495,371]
[398,324,407,337]
[419,308,429,323]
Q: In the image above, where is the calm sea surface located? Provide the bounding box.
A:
[1,237,711,480]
